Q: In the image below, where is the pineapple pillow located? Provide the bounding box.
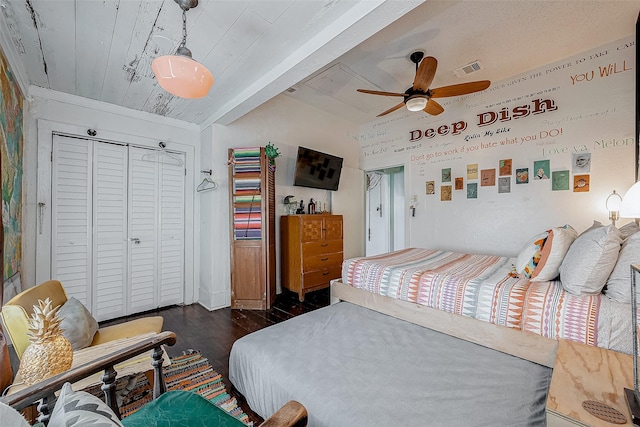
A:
[58,297,99,351]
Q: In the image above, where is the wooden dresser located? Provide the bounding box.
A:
[280,214,343,301]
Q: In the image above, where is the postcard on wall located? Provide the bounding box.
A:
[481,169,496,186]
[572,152,591,173]
[455,177,464,190]
[426,180,435,195]
[467,183,478,199]
[442,168,452,182]
[533,160,550,180]
[516,168,529,184]
[499,159,512,176]
[498,177,511,193]
[467,164,478,180]
[441,185,452,201]
[573,174,590,192]
[552,170,570,191]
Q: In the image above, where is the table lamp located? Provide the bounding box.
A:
[621,181,640,426]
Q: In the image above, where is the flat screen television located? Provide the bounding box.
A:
[293,146,343,191]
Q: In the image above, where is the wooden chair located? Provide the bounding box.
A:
[0,331,307,427]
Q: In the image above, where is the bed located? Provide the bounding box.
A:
[230,222,640,426]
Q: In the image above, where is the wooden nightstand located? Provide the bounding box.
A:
[547,339,634,426]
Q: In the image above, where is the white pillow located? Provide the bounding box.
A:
[515,231,548,274]
[49,382,123,427]
[619,221,640,240]
[604,230,640,303]
[559,224,622,295]
[530,225,578,282]
[58,297,99,351]
[0,401,30,427]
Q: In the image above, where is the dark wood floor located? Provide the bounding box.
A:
[100,288,330,423]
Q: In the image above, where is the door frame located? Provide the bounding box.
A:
[365,166,405,256]
[35,119,196,307]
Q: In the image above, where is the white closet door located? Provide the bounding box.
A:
[128,148,160,313]
[51,136,93,306]
[92,143,128,321]
[159,156,185,306]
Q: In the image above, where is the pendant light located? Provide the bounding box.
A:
[152,0,213,98]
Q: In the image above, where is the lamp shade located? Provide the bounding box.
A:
[406,96,428,112]
[620,181,640,218]
[152,55,214,99]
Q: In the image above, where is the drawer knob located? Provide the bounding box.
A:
[321,257,329,261]
[321,243,328,247]
[322,271,329,276]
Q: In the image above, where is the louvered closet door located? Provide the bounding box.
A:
[51,136,93,306]
[128,148,185,313]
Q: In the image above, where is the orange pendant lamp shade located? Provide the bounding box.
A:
[152,54,213,99]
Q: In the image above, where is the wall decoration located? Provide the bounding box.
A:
[455,177,463,190]
[552,170,570,191]
[533,160,550,180]
[516,168,529,184]
[441,168,451,182]
[498,177,511,193]
[481,169,495,186]
[441,185,452,201]
[572,152,591,173]
[0,46,23,282]
[467,164,478,180]
[499,159,512,176]
[573,174,590,192]
[467,183,478,199]
[426,180,435,195]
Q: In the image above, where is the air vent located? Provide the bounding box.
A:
[286,87,297,93]
[453,61,482,78]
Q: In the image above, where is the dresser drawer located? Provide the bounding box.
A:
[302,240,343,257]
[303,252,343,271]
[302,266,342,288]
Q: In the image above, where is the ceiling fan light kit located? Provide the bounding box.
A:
[152,0,214,99]
[405,96,428,112]
[357,51,491,117]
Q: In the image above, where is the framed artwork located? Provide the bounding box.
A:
[499,159,512,176]
[455,177,464,190]
[516,168,529,184]
[533,160,550,180]
[573,174,590,192]
[498,177,511,193]
[572,153,591,173]
[442,168,451,183]
[552,170,570,190]
[467,183,478,199]
[481,169,495,186]
[467,164,478,180]
[441,185,452,201]
[426,180,435,195]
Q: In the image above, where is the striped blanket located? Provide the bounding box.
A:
[342,248,599,347]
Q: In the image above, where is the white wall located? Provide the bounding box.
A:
[23,87,201,306]
[358,36,637,257]
[199,95,362,309]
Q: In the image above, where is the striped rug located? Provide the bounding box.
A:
[85,351,252,425]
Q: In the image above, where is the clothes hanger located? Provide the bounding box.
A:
[141,142,184,167]
[197,170,218,192]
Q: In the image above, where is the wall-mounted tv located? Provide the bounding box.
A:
[293,146,343,191]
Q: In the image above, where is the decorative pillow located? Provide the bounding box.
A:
[559,224,622,295]
[58,297,99,351]
[49,382,123,427]
[579,220,603,236]
[530,224,578,282]
[619,221,640,240]
[515,231,548,277]
[604,231,640,303]
[0,401,30,427]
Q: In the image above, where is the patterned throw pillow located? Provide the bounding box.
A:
[521,237,547,278]
[48,382,123,427]
[530,224,578,282]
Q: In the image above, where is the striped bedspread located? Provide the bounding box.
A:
[342,248,600,347]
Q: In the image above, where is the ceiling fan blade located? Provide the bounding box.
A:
[413,56,438,92]
[424,99,444,116]
[357,89,406,97]
[377,102,406,117]
[429,80,491,98]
